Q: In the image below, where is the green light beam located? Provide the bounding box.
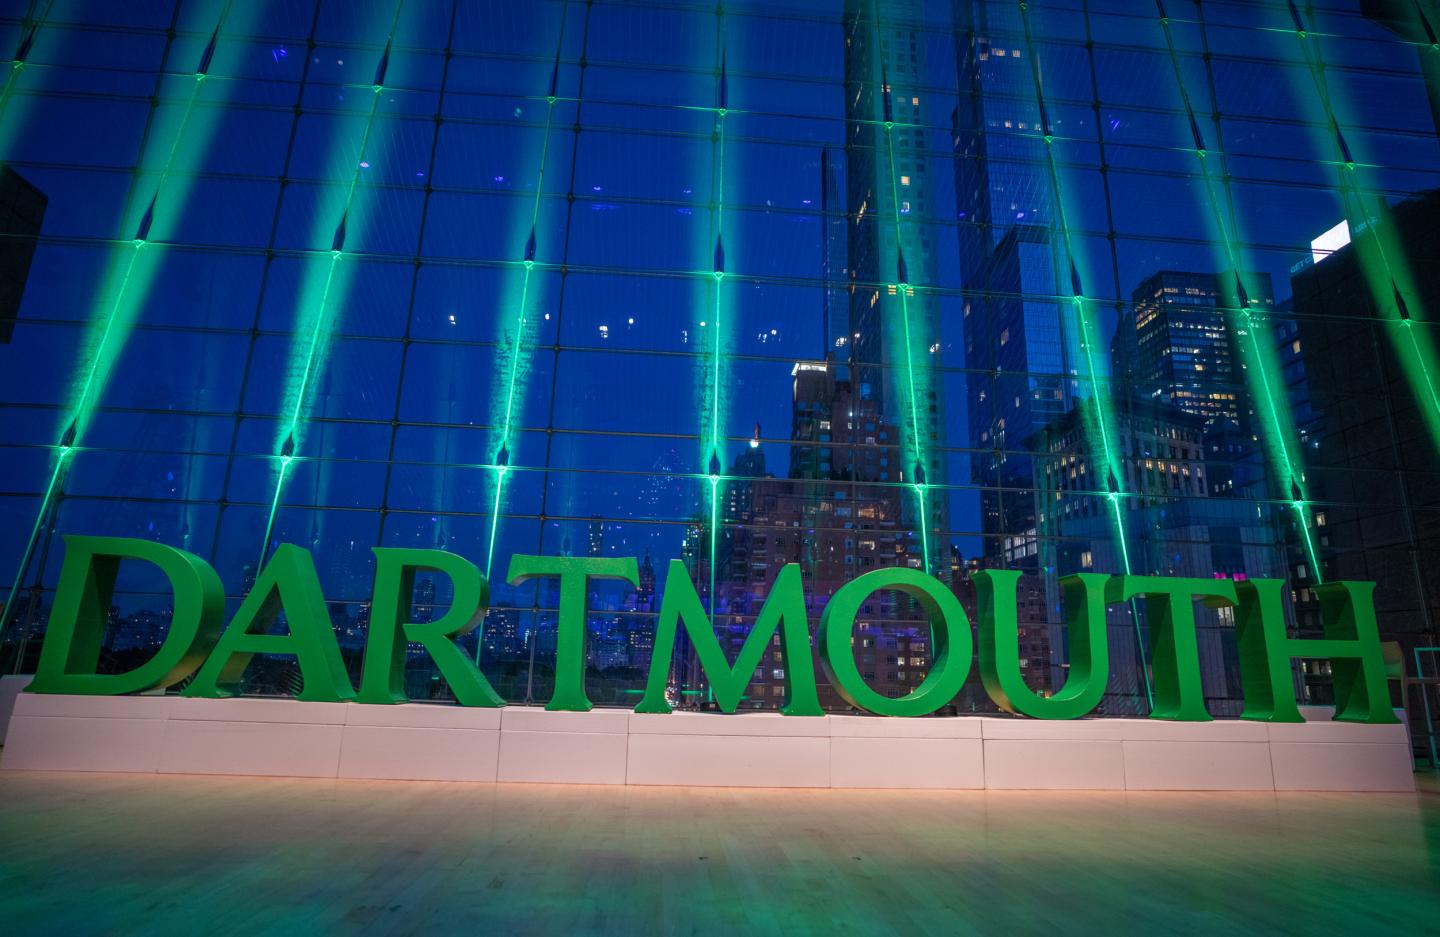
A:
[257,454,293,569]
[708,473,720,617]
[1285,0,1440,452]
[868,0,933,573]
[1015,2,1130,562]
[1,0,239,638]
[71,0,236,442]
[0,0,58,137]
[260,0,407,563]
[1016,0,1151,706]
[1151,0,1326,582]
[700,5,730,618]
[483,2,572,583]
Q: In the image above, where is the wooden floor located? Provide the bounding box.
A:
[0,772,1437,935]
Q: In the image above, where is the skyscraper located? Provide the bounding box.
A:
[696,358,928,710]
[1125,270,1275,424]
[1288,188,1440,684]
[952,2,1070,568]
[1032,395,1280,714]
[841,0,948,573]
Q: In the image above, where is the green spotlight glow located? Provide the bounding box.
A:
[0,0,58,152]
[867,0,936,573]
[1151,2,1326,584]
[708,473,720,616]
[695,7,732,617]
[482,3,572,582]
[258,454,293,570]
[1016,0,1150,705]
[1284,4,1440,452]
[261,0,407,562]
[1015,3,1132,563]
[485,466,508,579]
[1,0,246,638]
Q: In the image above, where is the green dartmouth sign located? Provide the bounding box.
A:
[27,535,1398,725]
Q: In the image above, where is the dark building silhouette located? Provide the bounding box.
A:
[1288,188,1440,690]
[1361,0,1440,144]
[0,165,46,343]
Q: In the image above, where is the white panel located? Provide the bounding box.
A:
[0,675,32,744]
[984,739,1126,790]
[14,692,171,720]
[497,730,629,784]
[1266,718,1410,745]
[0,697,1418,793]
[829,715,982,738]
[1108,720,1268,743]
[500,707,630,734]
[1269,742,1415,792]
[168,696,347,725]
[158,719,343,777]
[830,737,984,789]
[630,711,826,737]
[626,734,830,788]
[1122,741,1274,791]
[981,718,1129,741]
[338,725,499,781]
[0,714,164,773]
[343,703,502,730]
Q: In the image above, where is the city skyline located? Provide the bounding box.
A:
[0,0,1435,721]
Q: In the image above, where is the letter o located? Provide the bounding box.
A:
[819,566,972,716]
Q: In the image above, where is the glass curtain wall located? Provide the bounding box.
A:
[0,0,1437,717]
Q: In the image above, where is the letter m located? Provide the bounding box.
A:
[635,561,821,716]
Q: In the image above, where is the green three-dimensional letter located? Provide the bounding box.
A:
[818,567,972,717]
[1235,578,1397,724]
[976,570,1110,720]
[184,544,354,701]
[356,548,503,707]
[507,554,639,712]
[30,536,225,695]
[635,561,821,716]
[1108,576,1237,721]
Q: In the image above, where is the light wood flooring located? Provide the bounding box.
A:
[1,771,1437,935]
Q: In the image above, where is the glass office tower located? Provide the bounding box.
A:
[0,0,1437,718]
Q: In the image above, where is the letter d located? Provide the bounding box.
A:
[28,536,225,696]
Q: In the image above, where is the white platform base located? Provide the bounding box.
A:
[0,695,1415,792]
[0,675,31,745]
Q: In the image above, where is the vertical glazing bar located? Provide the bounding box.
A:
[704,2,730,616]
[2,0,236,641]
[482,3,574,588]
[868,0,932,573]
[1015,0,1150,704]
[1284,0,1440,451]
[0,0,58,138]
[1150,0,1325,582]
[259,0,408,567]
